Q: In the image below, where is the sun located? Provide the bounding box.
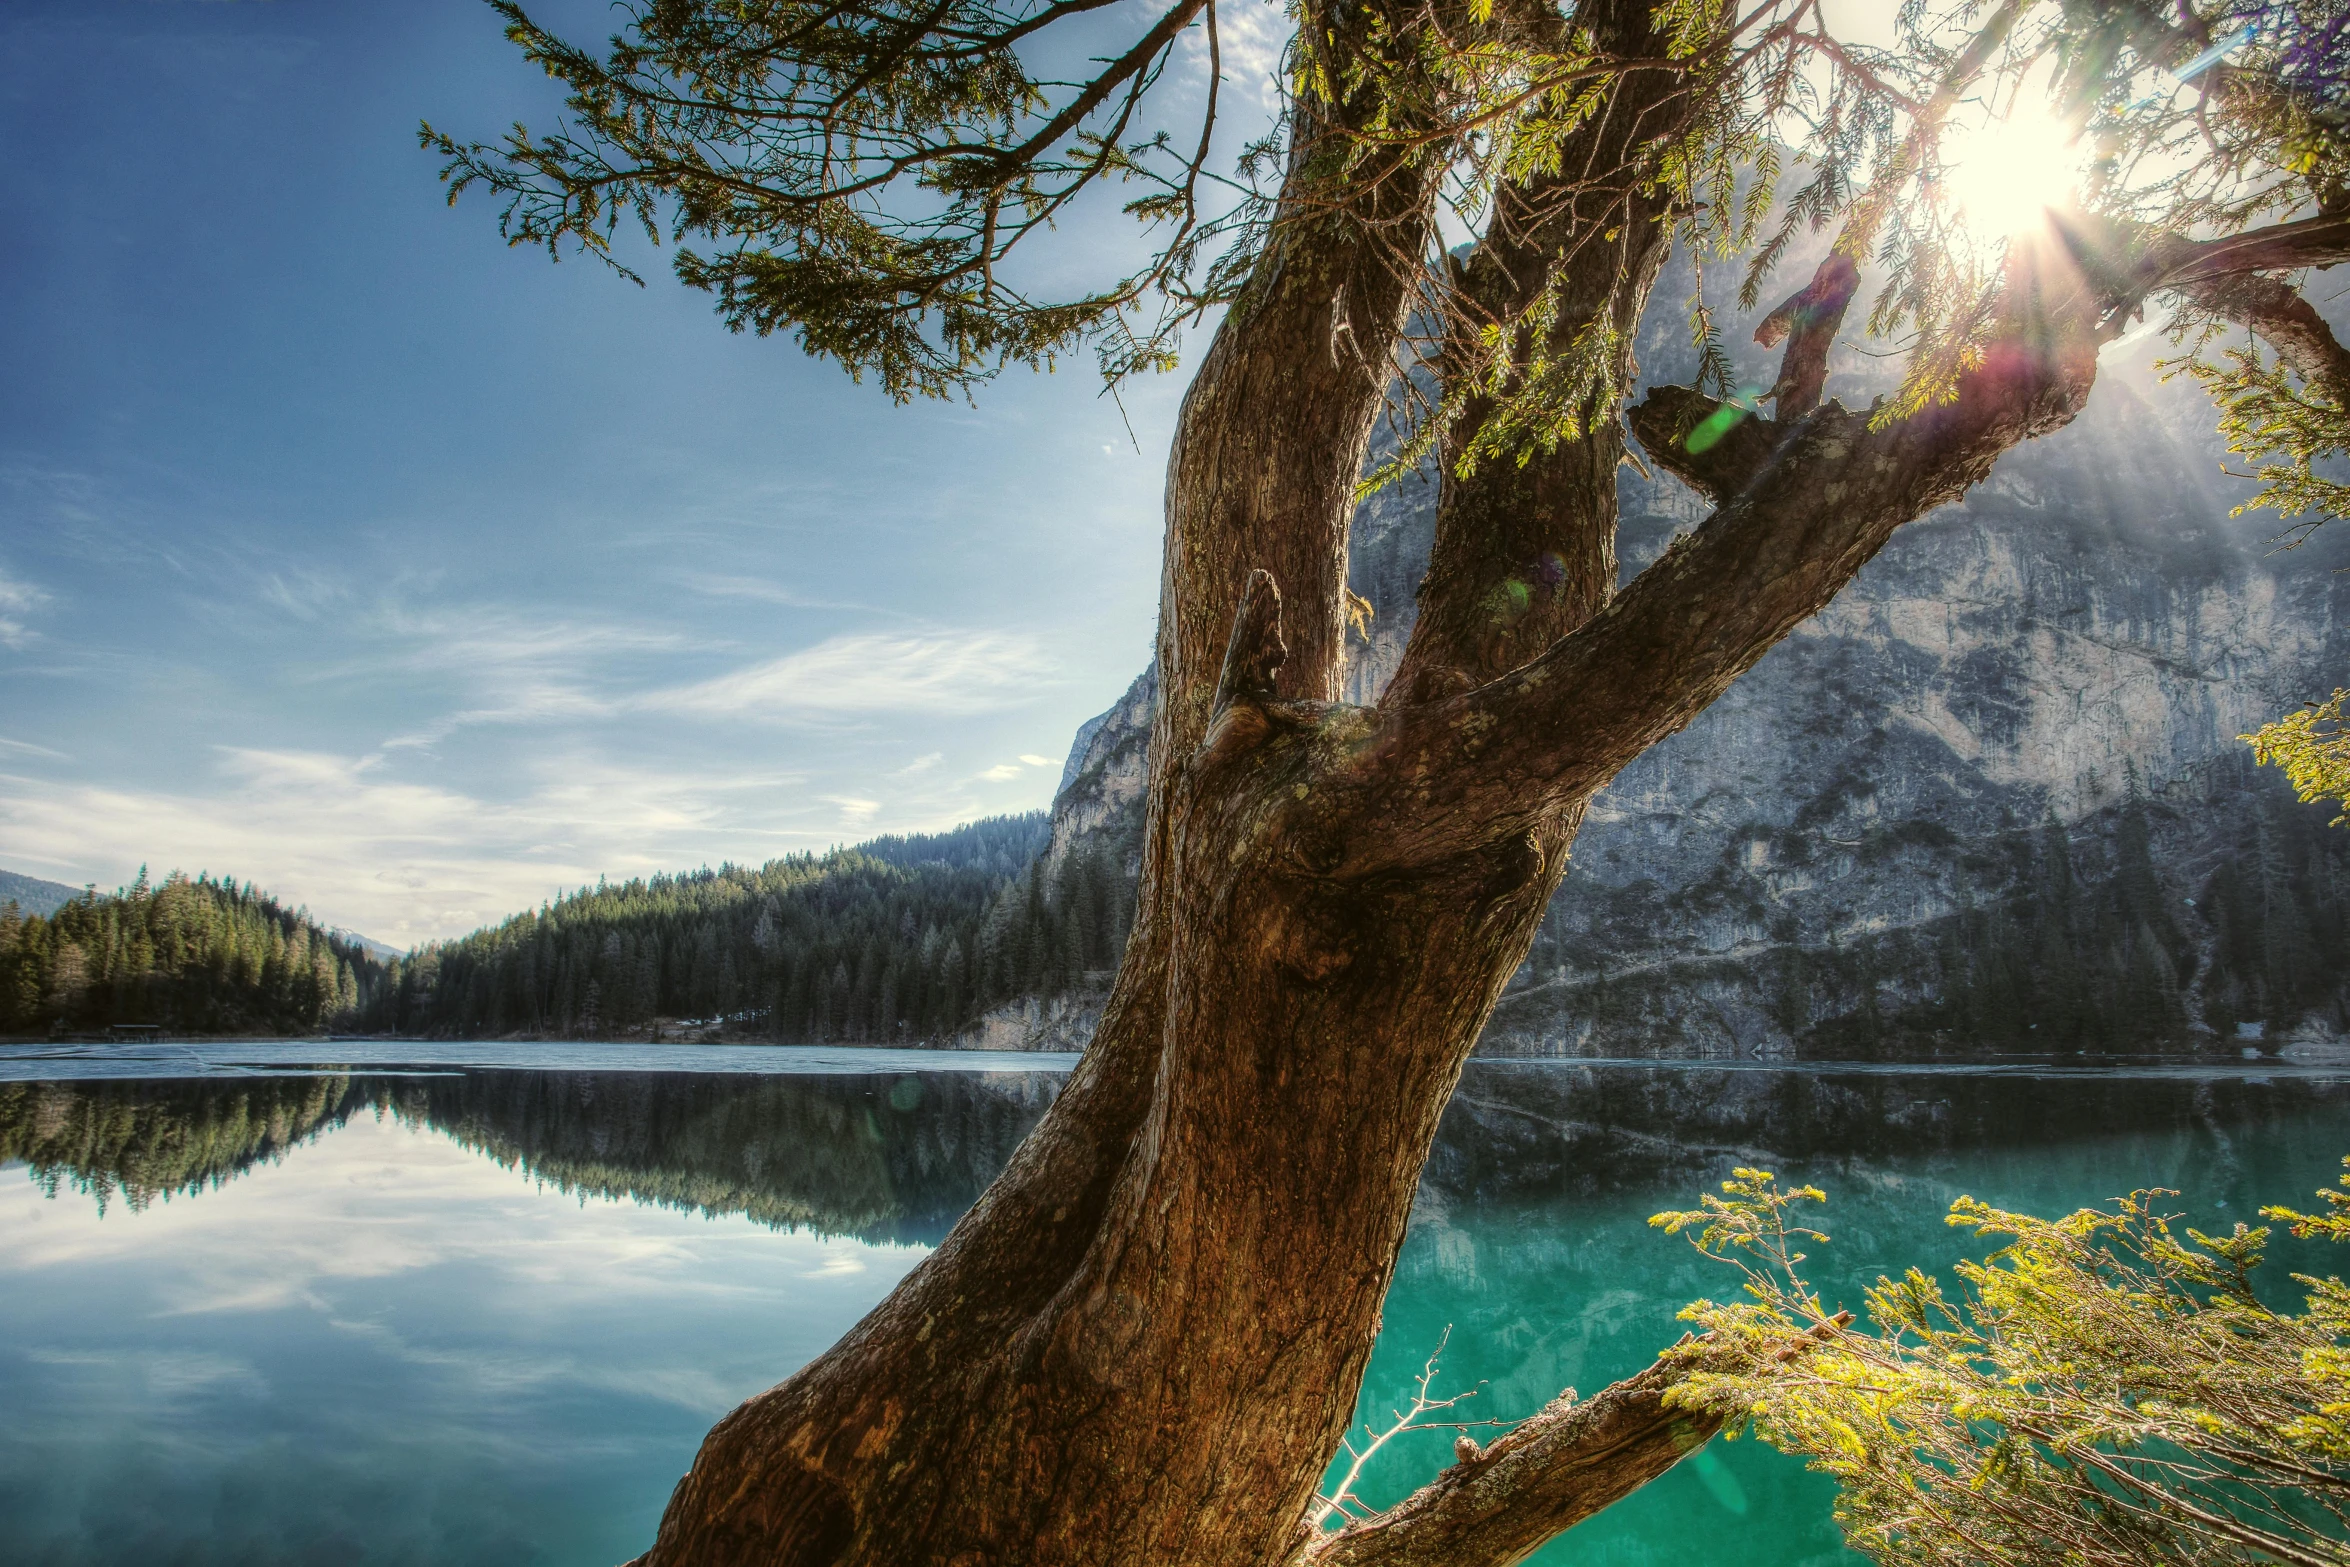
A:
[1941,102,2080,245]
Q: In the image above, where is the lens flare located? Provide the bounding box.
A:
[1942,103,2079,245]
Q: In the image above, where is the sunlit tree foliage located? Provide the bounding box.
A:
[1655,1162,2350,1565]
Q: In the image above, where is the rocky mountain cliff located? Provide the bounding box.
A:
[1034,308,2350,1060]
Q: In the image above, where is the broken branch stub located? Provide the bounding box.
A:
[1215,568,1290,713]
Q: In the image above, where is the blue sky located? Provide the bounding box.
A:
[0,0,1271,946]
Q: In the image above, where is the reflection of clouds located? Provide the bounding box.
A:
[324,1315,589,1398]
[572,1363,751,1418]
[25,1347,267,1403]
[0,1118,919,1319]
[0,1114,932,1561]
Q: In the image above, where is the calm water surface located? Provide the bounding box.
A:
[5,1043,2349,1566]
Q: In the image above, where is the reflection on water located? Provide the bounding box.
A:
[2,1068,1060,1244]
[4,1057,2349,1565]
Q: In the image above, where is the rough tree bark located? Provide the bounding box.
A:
[624,23,2350,1567]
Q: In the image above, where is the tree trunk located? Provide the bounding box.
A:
[613,31,2298,1567]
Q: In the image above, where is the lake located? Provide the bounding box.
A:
[5,1042,2349,1566]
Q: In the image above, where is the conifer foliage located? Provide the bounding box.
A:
[0,872,389,1037]
[1658,1163,2350,1567]
[381,813,1134,1041]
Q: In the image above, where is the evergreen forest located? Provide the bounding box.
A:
[377,813,1135,1042]
[0,872,393,1037]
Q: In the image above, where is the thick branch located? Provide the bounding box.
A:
[2175,271,2350,401]
[1386,0,1693,700]
[1625,384,1787,500]
[1332,237,2108,875]
[1303,1358,1713,1567]
[1157,66,1448,757]
[1303,1321,1844,1567]
[2142,213,2350,293]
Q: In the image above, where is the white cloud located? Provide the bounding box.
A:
[888,752,944,777]
[0,566,49,648]
[977,763,1023,781]
[822,795,882,830]
[0,747,828,945]
[666,570,869,612]
[659,631,1055,718]
[1018,753,1056,767]
[1183,0,1288,112]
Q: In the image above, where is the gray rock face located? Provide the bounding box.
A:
[1045,664,1154,885]
[1042,328,2350,1060]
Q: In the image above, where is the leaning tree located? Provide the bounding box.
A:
[430,0,2347,1561]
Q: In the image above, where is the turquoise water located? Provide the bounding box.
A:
[3,1047,2347,1565]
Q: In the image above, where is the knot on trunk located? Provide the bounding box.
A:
[1214,568,1289,713]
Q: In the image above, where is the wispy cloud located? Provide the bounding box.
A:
[660,631,1054,718]
[667,570,871,612]
[822,795,881,830]
[888,752,944,777]
[352,602,689,749]
[0,747,831,944]
[0,566,50,648]
[255,567,352,623]
[973,751,1064,782]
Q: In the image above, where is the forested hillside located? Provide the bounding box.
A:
[383,813,1134,1041]
[0,869,81,918]
[0,872,392,1037]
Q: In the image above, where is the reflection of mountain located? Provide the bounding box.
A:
[1425,1063,2350,1206]
[11,1065,2346,1240]
[0,1070,1062,1243]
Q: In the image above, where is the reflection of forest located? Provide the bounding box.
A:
[401,1070,1060,1242]
[0,1070,1062,1241]
[0,1074,355,1213]
[7,1065,2346,1233]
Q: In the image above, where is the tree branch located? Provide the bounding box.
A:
[969,0,1210,186]
[2142,212,2350,293]
[1330,235,2109,875]
[1301,1321,1845,1567]
[1625,385,1787,501]
[1302,1358,1712,1567]
[1755,252,1860,418]
[1386,0,1696,702]
[2178,270,2350,400]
